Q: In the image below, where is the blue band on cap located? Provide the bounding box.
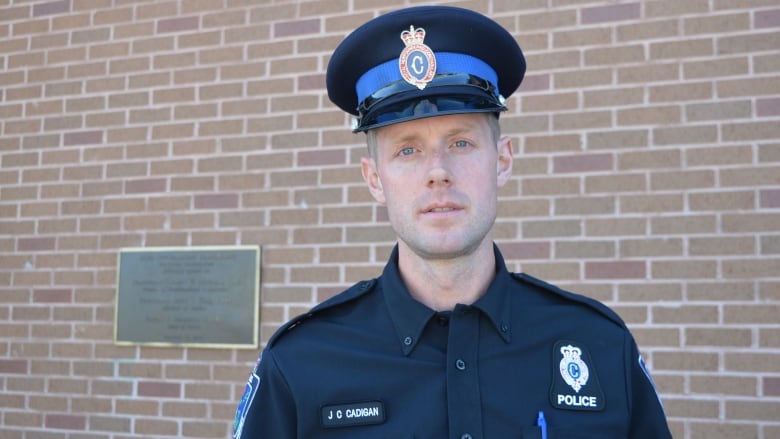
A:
[355,52,499,104]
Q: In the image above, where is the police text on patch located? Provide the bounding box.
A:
[557,394,599,408]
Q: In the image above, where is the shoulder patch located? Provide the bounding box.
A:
[233,353,262,438]
[550,340,605,411]
[266,279,378,348]
[511,272,627,330]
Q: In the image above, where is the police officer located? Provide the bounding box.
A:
[233,6,672,438]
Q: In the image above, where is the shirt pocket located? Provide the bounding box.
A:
[522,427,621,439]
[549,428,622,439]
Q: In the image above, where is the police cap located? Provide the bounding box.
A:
[326,6,525,132]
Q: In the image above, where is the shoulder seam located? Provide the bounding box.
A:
[512,272,627,330]
[265,279,378,348]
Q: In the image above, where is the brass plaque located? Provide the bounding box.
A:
[115,246,261,349]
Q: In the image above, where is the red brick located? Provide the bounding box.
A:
[765,376,780,396]
[581,3,640,24]
[125,178,167,194]
[137,381,181,398]
[157,16,198,33]
[760,189,780,208]
[586,261,646,279]
[756,97,780,116]
[553,153,613,173]
[500,241,551,260]
[274,18,320,37]
[89,415,132,432]
[33,289,72,303]
[297,149,346,167]
[517,73,550,92]
[194,193,239,209]
[755,9,780,28]
[17,237,56,251]
[33,0,70,17]
[297,73,325,91]
[63,130,103,146]
[46,414,86,430]
[0,359,28,374]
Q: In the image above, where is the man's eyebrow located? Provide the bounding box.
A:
[445,123,482,139]
[446,126,474,136]
[382,131,422,146]
[380,120,483,145]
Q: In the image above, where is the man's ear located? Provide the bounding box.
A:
[496,135,513,188]
[361,157,386,204]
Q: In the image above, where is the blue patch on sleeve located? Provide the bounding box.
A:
[639,354,665,410]
[233,354,262,439]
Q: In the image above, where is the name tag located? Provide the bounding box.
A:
[321,401,385,428]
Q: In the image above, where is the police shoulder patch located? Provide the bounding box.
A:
[233,354,262,439]
[549,340,605,411]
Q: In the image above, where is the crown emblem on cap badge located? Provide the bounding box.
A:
[398,25,437,90]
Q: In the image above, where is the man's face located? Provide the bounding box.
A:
[361,113,513,260]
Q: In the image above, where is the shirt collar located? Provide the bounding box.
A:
[381,244,513,356]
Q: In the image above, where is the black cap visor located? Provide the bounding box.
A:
[355,75,506,132]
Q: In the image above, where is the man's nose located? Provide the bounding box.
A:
[426,150,452,187]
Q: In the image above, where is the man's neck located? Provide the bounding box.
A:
[396,242,496,311]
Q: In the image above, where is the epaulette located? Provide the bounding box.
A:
[511,272,627,330]
[265,278,378,348]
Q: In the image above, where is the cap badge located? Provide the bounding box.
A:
[559,344,589,392]
[398,26,436,90]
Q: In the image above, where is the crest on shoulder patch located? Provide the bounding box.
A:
[559,344,589,392]
[550,340,605,411]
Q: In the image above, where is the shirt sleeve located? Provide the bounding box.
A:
[626,337,673,439]
[233,348,297,439]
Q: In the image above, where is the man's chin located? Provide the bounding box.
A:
[403,238,484,261]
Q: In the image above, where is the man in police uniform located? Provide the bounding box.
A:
[233,6,672,438]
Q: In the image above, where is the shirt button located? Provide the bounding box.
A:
[455,359,466,370]
[403,336,413,346]
[461,434,473,439]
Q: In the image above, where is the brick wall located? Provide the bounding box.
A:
[0,0,778,437]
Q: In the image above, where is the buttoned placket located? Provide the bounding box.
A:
[446,304,483,439]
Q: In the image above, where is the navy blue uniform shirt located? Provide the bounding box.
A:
[233,245,672,438]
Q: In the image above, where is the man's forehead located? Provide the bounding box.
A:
[373,113,491,140]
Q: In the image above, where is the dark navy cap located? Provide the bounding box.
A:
[326,6,525,132]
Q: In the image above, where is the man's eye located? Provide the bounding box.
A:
[399,147,416,156]
[453,140,471,148]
